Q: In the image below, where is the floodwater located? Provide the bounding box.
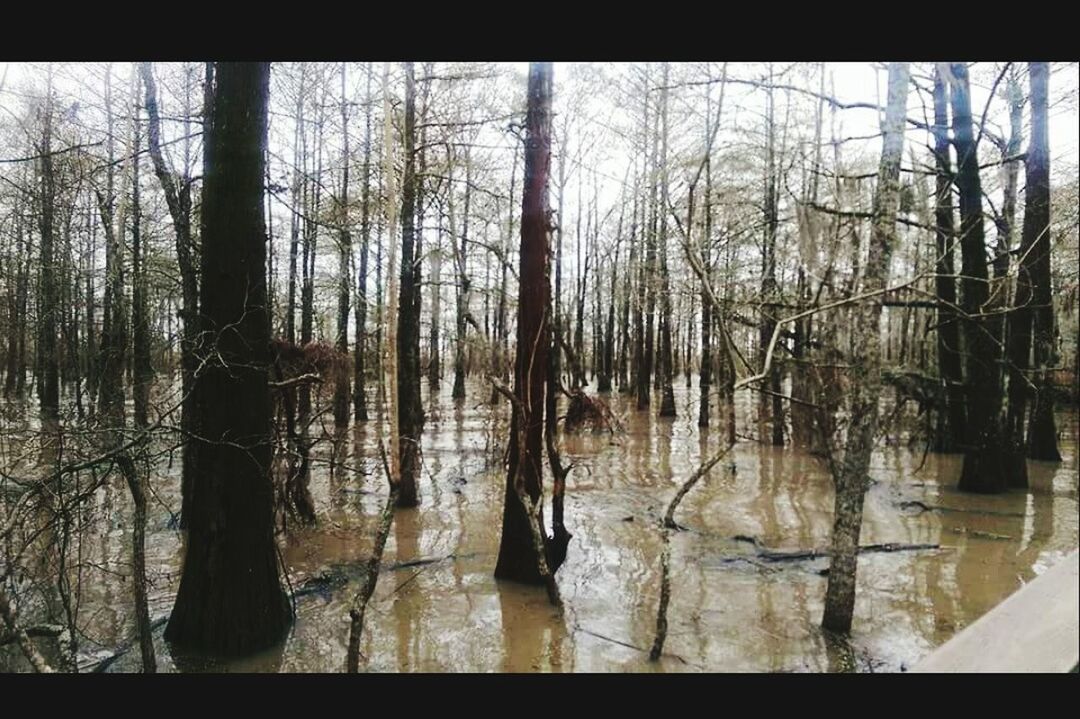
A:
[2,378,1077,672]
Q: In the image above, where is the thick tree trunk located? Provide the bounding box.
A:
[1022,62,1061,462]
[952,63,1015,493]
[930,68,967,452]
[164,63,292,655]
[822,62,909,634]
[494,62,565,587]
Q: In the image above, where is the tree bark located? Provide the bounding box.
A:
[657,63,677,418]
[132,81,152,431]
[38,65,60,423]
[354,63,373,422]
[164,63,292,655]
[637,65,654,411]
[759,66,784,446]
[396,62,423,507]
[822,62,908,634]
[140,62,200,527]
[494,62,566,587]
[452,149,473,400]
[952,63,1015,493]
[930,68,967,452]
[333,61,352,428]
[1022,62,1061,462]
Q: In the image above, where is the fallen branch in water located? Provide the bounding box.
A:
[575,624,697,667]
[662,441,735,530]
[945,527,1014,541]
[346,434,398,673]
[756,542,941,563]
[649,535,672,661]
[0,622,65,647]
[651,435,737,661]
[388,554,457,571]
[898,500,1026,518]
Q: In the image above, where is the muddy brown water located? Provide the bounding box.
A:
[2,379,1077,672]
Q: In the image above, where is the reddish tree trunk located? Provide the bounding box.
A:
[495,62,567,584]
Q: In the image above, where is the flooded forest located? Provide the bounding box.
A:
[0,61,1077,673]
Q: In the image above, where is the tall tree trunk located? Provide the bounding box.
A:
[396,62,423,508]
[491,145,518,403]
[699,137,712,427]
[759,66,783,446]
[622,164,635,397]
[930,67,967,452]
[299,79,324,423]
[286,65,305,347]
[5,210,28,397]
[990,66,1023,322]
[599,198,622,394]
[494,61,565,588]
[452,150,473,400]
[333,62,352,428]
[345,92,403,661]
[618,177,635,394]
[354,63,373,422]
[132,90,152,431]
[790,67,824,446]
[118,115,157,673]
[952,63,1016,493]
[140,62,200,528]
[1004,65,1036,464]
[429,204,443,389]
[637,64,655,411]
[1022,62,1061,462]
[165,62,292,655]
[38,65,60,423]
[15,224,29,398]
[97,63,129,426]
[822,62,909,634]
[657,63,676,418]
